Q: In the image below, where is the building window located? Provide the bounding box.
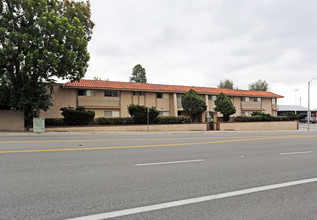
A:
[133,92,145,96]
[242,111,250,116]
[78,89,95,96]
[272,111,277,116]
[254,97,261,102]
[104,110,120,117]
[208,95,217,101]
[105,90,120,97]
[272,98,276,104]
[241,97,249,102]
[159,111,169,116]
[157,93,169,99]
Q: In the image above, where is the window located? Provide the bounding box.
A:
[208,95,217,101]
[105,90,120,97]
[78,89,95,96]
[254,97,261,102]
[133,92,145,96]
[159,111,169,116]
[242,111,250,116]
[157,93,169,99]
[241,97,249,102]
[272,98,276,104]
[199,95,205,100]
[104,110,120,117]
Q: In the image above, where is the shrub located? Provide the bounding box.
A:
[96,117,133,125]
[235,114,295,122]
[45,118,65,126]
[282,112,299,120]
[156,116,192,124]
[60,107,95,125]
[127,104,159,124]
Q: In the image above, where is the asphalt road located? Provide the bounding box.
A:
[1,130,317,220]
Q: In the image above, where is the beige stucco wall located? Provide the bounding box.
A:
[262,98,272,114]
[0,110,25,131]
[78,90,120,107]
[218,121,298,131]
[145,93,156,107]
[121,91,133,117]
[44,123,207,132]
[40,85,77,118]
[157,97,169,111]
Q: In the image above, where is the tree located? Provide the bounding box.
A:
[181,89,207,122]
[214,92,236,122]
[130,64,147,83]
[248,79,269,91]
[0,0,94,127]
[218,79,234,89]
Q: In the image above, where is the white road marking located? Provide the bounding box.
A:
[65,177,317,220]
[135,159,204,166]
[279,151,314,155]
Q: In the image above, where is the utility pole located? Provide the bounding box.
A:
[308,77,317,131]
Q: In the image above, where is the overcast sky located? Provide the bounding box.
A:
[84,0,317,109]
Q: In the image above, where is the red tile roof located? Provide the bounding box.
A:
[63,79,283,98]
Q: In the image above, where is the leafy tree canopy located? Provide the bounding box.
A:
[130,64,147,83]
[181,89,207,122]
[248,79,269,91]
[218,79,234,89]
[0,0,94,126]
[214,92,236,122]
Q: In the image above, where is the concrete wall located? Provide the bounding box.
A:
[217,121,298,131]
[0,110,25,131]
[44,123,207,132]
[40,85,77,118]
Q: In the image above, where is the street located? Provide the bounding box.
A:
[1,131,317,220]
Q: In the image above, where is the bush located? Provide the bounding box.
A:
[235,114,296,122]
[127,104,159,124]
[96,117,133,125]
[156,116,192,124]
[60,107,95,125]
[282,112,299,120]
[45,118,65,126]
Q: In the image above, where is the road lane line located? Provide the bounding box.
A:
[65,177,317,220]
[1,134,317,144]
[279,151,314,155]
[1,135,317,154]
[136,159,204,166]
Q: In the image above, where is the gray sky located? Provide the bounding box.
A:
[85,0,317,109]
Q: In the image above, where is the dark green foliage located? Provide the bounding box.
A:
[298,113,307,119]
[248,79,269,91]
[235,114,297,122]
[218,79,234,89]
[214,92,236,122]
[181,89,207,122]
[45,118,65,126]
[130,64,147,83]
[96,117,133,125]
[156,116,192,124]
[127,104,159,124]
[60,107,95,125]
[281,112,299,120]
[0,0,94,127]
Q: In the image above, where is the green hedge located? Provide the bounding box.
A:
[235,115,297,122]
[156,116,192,124]
[96,117,133,125]
[45,118,65,126]
[60,107,95,125]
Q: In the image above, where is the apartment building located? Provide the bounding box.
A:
[40,79,283,121]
